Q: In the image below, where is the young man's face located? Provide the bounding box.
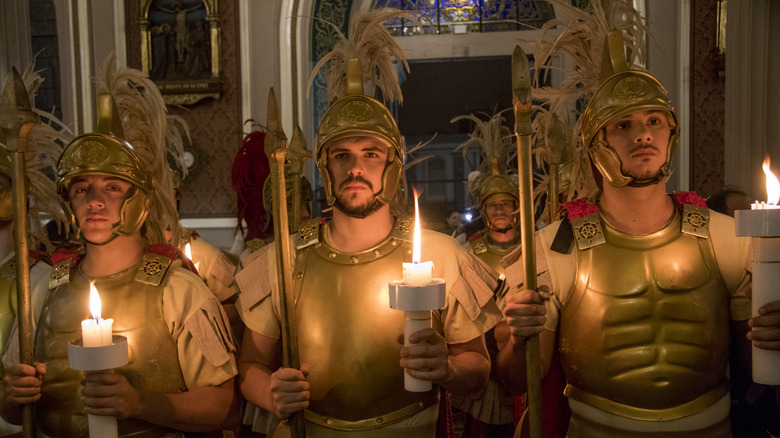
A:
[604,110,671,183]
[68,174,133,243]
[326,136,389,217]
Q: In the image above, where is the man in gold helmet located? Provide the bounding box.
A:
[496,32,780,438]
[235,9,502,438]
[0,61,239,437]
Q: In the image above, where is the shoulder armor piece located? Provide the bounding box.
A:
[244,238,267,254]
[572,213,606,250]
[680,203,710,238]
[296,218,324,250]
[392,217,413,242]
[49,257,73,289]
[470,236,488,255]
[135,246,175,286]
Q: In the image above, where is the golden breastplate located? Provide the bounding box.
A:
[35,263,184,437]
[293,223,437,426]
[559,211,730,419]
[470,236,516,276]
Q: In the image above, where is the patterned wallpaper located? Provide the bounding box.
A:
[690,1,726,198]
[125,0,242,217]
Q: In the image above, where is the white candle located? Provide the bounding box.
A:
[734,155,780,385]
[80,282,118,438]
[81,282,113,348]
[402,190,434,286]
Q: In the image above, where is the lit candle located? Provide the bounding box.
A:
[402,190,434,285]
[81,282,113,348]
[77,281,119,438]
[735,155,780,385]
[184,243,200,272]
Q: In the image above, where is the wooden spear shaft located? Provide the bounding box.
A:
[269,147,305,438]
[512,45,542,438]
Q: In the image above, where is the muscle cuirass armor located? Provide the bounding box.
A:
[35,262,185,437]
[293,219,437,430]
[469,234,517,276]
[559,209,730,422]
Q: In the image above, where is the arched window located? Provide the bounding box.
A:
[373,0,555,35]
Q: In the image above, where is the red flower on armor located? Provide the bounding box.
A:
[561,198,600,220]
[673,191,707,208]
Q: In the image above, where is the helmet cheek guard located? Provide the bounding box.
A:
[116,187,151,236]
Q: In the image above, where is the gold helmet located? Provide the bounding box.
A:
[478,173,519,231]
[57,94,153,243]
[309,8,412,218]
[454,109,518,231]
[57,54,178,246]
[316,59,404,212]
[580,70,679,188]
[531,0,653,201]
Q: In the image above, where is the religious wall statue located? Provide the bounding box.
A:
[140,0,222,105]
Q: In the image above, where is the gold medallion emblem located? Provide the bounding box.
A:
[49,257,74,289]
[572,213,606,250]
[680,204,710,238]
[339,101,374,123]
[613,77,651,101]
[73,140,109,166]
[135,253,172,286]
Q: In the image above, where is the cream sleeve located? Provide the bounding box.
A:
[708,211,752,321]
[234,242,283,339]
[425,232,503,345]
[190,237,238,302]
[162,268,238,389]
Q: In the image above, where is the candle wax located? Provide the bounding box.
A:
[402,261,434,286]
[81,318,114,348]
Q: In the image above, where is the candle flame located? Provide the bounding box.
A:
[184,243,193,261]
[413,188,421,264]
[89,281,101,321]
[763,156,780,205]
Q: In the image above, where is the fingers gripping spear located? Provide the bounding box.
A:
[512,46,542,438]
[264,88,306,438]
[0,67,41,438]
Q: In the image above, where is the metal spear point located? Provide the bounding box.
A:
[287,125,311,228]
[265,88,305,438]
[511,45,542,438]
[0,67,40,438]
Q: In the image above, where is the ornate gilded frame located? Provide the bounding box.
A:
[139,0,221,105]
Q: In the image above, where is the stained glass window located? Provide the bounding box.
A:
[374,0,556,35]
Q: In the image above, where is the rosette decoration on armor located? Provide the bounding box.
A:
[453,109,519,231]
[0,62,71,252]
[531,0,660,201]
[57,54,180,247]
[308,8,415,218]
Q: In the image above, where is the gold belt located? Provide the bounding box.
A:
[564,382,729,421]
[303,392,439,431]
